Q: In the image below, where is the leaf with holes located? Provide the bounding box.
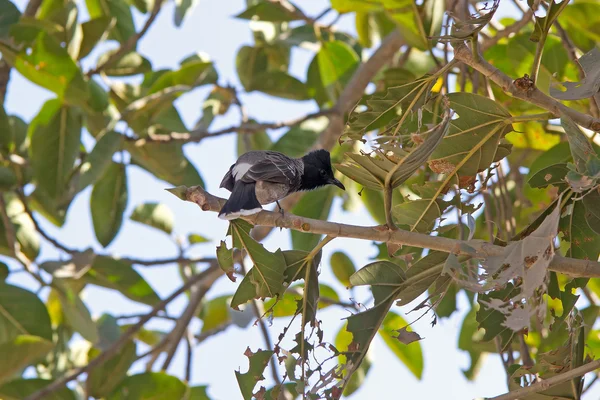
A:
[235,347,273,400]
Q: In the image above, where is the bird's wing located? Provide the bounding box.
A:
[241,151,298,184]
[219,164,235,191]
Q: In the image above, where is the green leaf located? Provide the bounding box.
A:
[392,182,450,232]
[0,282,52,343]
[0,262,8,281]
[269,122,322,158]
[0,166,17,191]
[0,0,20,40]
[0,379,76,400]
[0,336,54,384]
[29,100,82,201]
[126,0,153,13]
[127,141,204,187]
[0,105,12,153]
[530,0,569,42]
[86,0,135,43]
[457,307,484,380]
[174,0,199,26]
[148,58,218,94]
[235,348,273,400]
[435,0,498,43]
[109,372,187,400]
[236,45,269,92]
[265,283,338,318]
[77,131,123,192]
[335,323,372,397]
[229,220,286,308]
[28,188,67,228]
[560,199,600,262]
[378,312,423,379]
[330,251,356,287]
[78,16,114,60]
[250,70,310,100]
[87,78,110,112]
[291,186,336,251]
[583,189,600,235]
[99,51,152,76]
[188,233,210,244]
[53,279,99,343]
[476,283,518,349]
[236,2,300,22]
[317,40,360,102]
[216,240,235,279]
[236,124,272,156]
[527,141,571,188]
[189,386,211,400]
[87,340,136,398]
[199,295,231,332]
[5,32,89,103]
[0,194,40,260]
[130,202,174,234]
[91,162,128,247]
[85,256,161,305]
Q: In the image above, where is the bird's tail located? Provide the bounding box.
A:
[218,181,262,220]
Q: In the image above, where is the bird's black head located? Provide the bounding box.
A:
[299,149,345,191]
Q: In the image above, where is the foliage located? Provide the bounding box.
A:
[0,0,599,399]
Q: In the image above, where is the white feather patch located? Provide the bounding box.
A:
[218,207,262,220]
[232,162,251,180]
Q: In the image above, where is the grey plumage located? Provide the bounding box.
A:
[218,149,344,220]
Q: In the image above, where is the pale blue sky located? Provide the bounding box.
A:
[3,0,598,399]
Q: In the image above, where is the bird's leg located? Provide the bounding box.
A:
[276,200,285,216]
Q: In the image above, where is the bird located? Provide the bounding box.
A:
[218,149,345,220]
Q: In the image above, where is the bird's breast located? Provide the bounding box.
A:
[255,181,290,205]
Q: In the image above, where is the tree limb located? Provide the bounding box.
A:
[453,42,600,132]
[488,358,600,400]
[86,0,164,76]
[25,264,224,400]
[172,185,600,278]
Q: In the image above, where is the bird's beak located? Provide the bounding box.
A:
[329,178,345,191]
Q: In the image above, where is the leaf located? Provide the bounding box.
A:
[392,182,451,233]
[130,202,174,234]
[0,262,8,281]
[0,379,76,400]
[527,141,571,189]
[229,220,285,307]
[560,117,600,192]
[560,199,600,263]
[378,312,423,378]
[250,70,310,100]
[188,233,210,244]
[0,194,40,260]
[174,0,199,26]
[99,51,152,76]
[551,48,600,100]
[85,256,161,305]
[3,32,89,103]
[265,283,339,318]
[343,74,437,141]
[189,386,211,400]
[458,307,484,380]
[0,336,54,384]
[91,162,128,247]
[86,0,135,43]
[29,100,82,201]
[77,131,123,192]
[216,240,235,281]
[336,110,450,190]
[0,0,20,40]
[582,189,600,235]
[317,40,360,101]
[235,347,273,400]
[335,322,372,397]
[109,372,187,400]
[476,284,518,349]
[148,58,218,94]
[87,340,136,398]
[53,279,99,344]
[78,16,114,60]
[529,0,570,43]
[330,251,356,287]
[96,313,121,350]
[236,2,300,22]
[435,0,499,42]
[199,295,231,333]
[0,282,53,343]
[291,186,336,251]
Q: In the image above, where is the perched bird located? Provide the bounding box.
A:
[218,149,345,220]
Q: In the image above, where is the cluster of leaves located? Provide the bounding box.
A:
[0,0,600,399]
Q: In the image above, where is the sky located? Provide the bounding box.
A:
[3,0,599,399]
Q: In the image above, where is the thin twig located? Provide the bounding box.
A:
[87,0,164,76]
[25,264,224,400]
[487,358,600,400]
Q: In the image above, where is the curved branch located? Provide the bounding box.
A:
[453,42,600,132]
[170,185,600,278]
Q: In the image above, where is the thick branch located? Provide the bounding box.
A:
[86,0,164,76]
[25,264,224,400]
[174,185,600,278]
[453,42,600,132]
[488,358,600,400]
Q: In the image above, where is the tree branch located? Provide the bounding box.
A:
[86,0,164,76]
[453,42,600,132]
[487,358,600,400]
[171,185,600,278]
[25,264,224,400]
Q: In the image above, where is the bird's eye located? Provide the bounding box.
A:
[319,169,327,177]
